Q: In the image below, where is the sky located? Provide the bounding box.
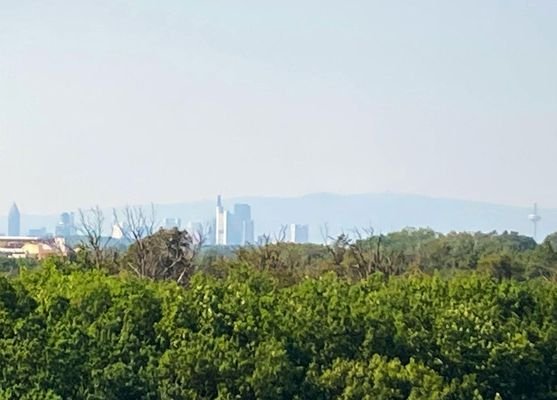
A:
[1,0,556,214]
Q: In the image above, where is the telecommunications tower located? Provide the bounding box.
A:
[528,203,542,241]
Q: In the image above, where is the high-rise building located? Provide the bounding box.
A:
[230,204,254,245]
[215,195,228,245]
[289,224,309,243]
[215,196,255,246]
[55,212,76,238]
[8,203,20,237]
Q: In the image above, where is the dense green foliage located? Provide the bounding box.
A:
[0,258,38,277]
[2,228,557,398]
[1,260,557,399]
[209,229,557,283]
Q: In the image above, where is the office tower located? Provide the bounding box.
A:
[8,203,20,237]
[164,217,182,229]
[233,204,254,245]
[215,197,255,246]
[289,224,309,243]
[226,203,255,245]
[215,195,228,245]
[55,212,76,238]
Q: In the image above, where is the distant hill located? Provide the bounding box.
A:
[1,193,555,242]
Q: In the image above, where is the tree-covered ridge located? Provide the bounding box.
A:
[2,263,557,399]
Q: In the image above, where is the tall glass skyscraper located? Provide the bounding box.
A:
[215,197,255,246]
[8,203,20,237]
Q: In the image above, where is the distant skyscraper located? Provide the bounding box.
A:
[55,212,76,238]
[215,196,255,246]
[215,195,228,245]
[289,224,309,243]
[8,203,20,237]
[231,204,254,245]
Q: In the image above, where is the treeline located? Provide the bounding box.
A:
[58,227,557,285]
[2,264,557,399]
[207,228,557,283]
[2,228,557,398]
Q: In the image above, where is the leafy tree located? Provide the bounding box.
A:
[123,228,197,285]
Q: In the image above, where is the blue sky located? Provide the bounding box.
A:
[1,1,556,213]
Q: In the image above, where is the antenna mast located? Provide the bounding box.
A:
[528,203,541,241]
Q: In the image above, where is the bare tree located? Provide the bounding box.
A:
[236,233,286,271]
[77,206,112,268]
[274,224,288,243]
[326,233,351,267]
[348,226,401,278]
[113,204,157,242]
[113,205,157,277]
[257,234,272,247]
[320,223,330,246]
[189,222,211,261]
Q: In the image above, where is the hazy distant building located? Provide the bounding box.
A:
[206,221,215,246]
[289,224,309,244]
[185,221,205,245]
[186,221,205,241]
[215,195,228,245]
[55,212,76,238]
[215,196,255,246]
[8,203,20,237]
[28,227,48,237]
[164,217,182,229]
[228,204,254,245]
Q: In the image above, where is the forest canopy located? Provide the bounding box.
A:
[2,228,557,399]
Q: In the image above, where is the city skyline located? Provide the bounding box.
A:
[2,192,555,243]
[2,2,557,214]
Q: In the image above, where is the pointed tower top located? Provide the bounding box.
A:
[9,203,19,214]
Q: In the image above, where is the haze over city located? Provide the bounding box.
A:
[2,1,557,215]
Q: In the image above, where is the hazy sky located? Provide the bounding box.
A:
[1,1,556,214]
